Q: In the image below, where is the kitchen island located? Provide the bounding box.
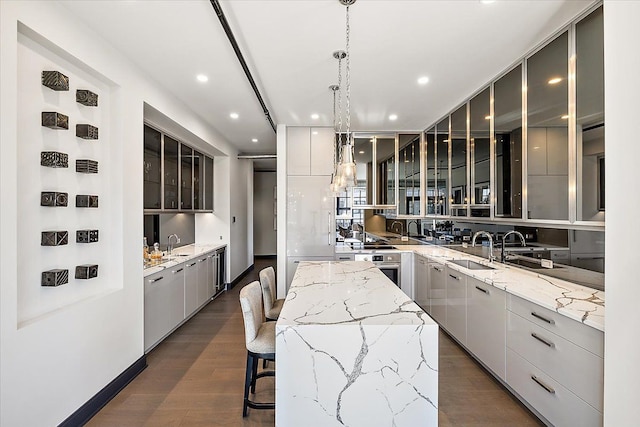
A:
[275,261,438,427]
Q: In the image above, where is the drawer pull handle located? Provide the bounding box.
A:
[148,277,164,283]
[531,375,556,394]
[433,266,442,272]
[531,332,555,348]
[187,262,197,267]
[449,274,460,280]
[199,259,206,262]
[531,312,555,325]
[173,268,183,274]
[338,257,351,260]
[475,285,489,294]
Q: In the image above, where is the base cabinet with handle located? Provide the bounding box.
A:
[144,267,185,351]
[414,255,430,311]
[184,260,199,317]
[445,268,467,345]
[428,262,446,326]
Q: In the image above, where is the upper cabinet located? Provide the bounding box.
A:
[425,127,437,215]
[286,127,334,176]
[450,105,468,216]
[397,134,421,215]
[352,133,396,208]
[436,117,450,216]
[143,124,215,212]
[470,87,491,218]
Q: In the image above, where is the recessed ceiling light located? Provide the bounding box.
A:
[389,114,398,121]
[312,131,318,135]
[196,74,208,83]
[548,77,563,85]
[480,0,495,4]
[251,138,258,143]
[229,112,239,119]
[311,113,319,120]
[561,114,569,120]
[417,76,429,85]
[358,150,365,154]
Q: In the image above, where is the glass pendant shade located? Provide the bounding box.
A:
[338,142,357,187]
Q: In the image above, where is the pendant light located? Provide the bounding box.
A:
[335,0,357,189]
[329,82,342,193]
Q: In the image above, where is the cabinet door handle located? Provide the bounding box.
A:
[328,212,332,245]
[531,375,555,394]
[531,332,555,348]
[449,274,460,280]
[338,257,351,260]
[187,262,197,267]
[433,266,442,272]
[475,285,489,294]
[199,259,206,263]
[207,255,214,258]
[531,312,555,325]
[172,268,183,274]
[148,277,164,283]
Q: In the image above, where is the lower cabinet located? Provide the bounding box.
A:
[414,255,430,311]
[466,276,506,380]
[196,255,210,307]
[184,260,199,317]
[445,267,467,345]
[428,262,446,326]
[144,266,185,352]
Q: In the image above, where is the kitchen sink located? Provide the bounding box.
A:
[449,259,495,270]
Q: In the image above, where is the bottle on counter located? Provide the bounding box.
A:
[143,237,150,262]
[151,242,163,261]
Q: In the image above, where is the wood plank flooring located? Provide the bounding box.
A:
[88,258,543,426]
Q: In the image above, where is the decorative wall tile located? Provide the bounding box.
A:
[76,194,99,208]
[75,264,98,280]
[76,159,98,174]
[40,191,68,207]
[41,112,69,130]
[76,229,99,243]
[76,124,98,140]
[41,269,69,287]
[40,151,68,168]
[41,71,69,91]
[76,89,98,106]
[41,231,68,246]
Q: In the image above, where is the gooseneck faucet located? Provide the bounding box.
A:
[472,231,495,263]
[391,220,404,237]
[501,230,526,263]
[167,234,180,255]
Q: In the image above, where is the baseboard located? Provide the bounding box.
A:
[58,355,147,427]
[255,254,277,259]
[227,263,254,290]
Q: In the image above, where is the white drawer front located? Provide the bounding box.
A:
[506,349,602,427]
[507,293,603,357]
[507,311,603,412]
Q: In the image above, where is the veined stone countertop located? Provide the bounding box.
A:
[405,245,605,332]
[276,261,439,427]
[143,243,226,277]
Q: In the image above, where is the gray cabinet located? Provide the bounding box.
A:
[445,267,467,344]
[196,255,209,308]
[144,266,185,352]
[428,262,446,326]
[414,255,430,311]
[184,260,198,317]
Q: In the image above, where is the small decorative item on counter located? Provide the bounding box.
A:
[143,237,150,261]
[41,269,69,287]
[41,230,68,246]
[77,229,99,243]
[76,194,99,208]
[42,70,69,91]
[76,159,98,174]
[150,242,163,261]
[41,112,69,129]
[41,191,68,207]
[76,124,99,140]
[41,151,68,168]
[75,264,98,280]
[76,89,98,106]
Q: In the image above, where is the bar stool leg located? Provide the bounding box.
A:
[251,354,259,394]
[243,352,254,417]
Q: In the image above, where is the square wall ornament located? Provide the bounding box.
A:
[75,264,98,280]
[76,194,99,208]
[41,269,69,287]
[41,230,69,246]
[76,124,98,140]
[76,89,98,107]
[41,151,68,168]
[41,70,69,91]
[41,191,68,207]
[76,229,99,243]
[41,112,69,130]
[76,159,98,174]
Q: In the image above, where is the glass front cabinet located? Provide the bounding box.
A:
[143,124,215,212]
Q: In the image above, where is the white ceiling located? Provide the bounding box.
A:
[61,0,594,166]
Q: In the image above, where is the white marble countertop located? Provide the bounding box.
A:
[406,245,605,332]
[143,243,226,277]
[278,261,435,327]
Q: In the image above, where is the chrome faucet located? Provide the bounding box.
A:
[501,230,526,263]
[407,220,419,237]
[472,231,495,263]
[390,220,404,237]
[167,234,180,255]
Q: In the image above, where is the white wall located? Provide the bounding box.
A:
[603,1,640,425]
[0,1,252,425]
[253,171,277,256]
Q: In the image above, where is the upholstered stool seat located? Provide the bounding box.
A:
[259,266,285,321]
[239,281,276,417]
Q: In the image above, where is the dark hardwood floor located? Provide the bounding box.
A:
[88,258,543,426]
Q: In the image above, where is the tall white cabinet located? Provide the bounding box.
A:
[285,127,335,289]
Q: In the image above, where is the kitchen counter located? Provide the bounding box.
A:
[143,243,227,277]
[276,261,438,427]
[405,245,604,331]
